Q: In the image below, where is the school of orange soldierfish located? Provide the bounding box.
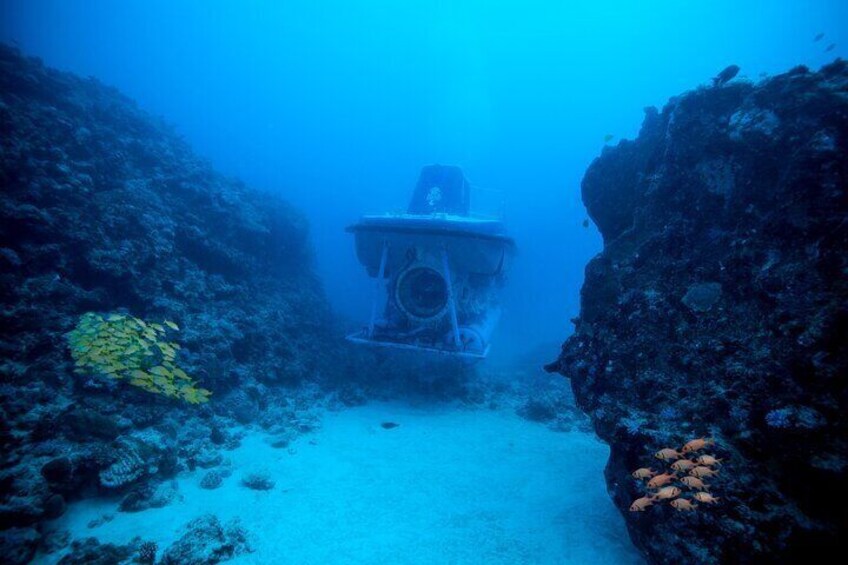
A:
[629,437,722,512]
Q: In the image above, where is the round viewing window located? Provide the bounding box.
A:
[396,267,448,320]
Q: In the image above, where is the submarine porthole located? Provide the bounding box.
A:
[396,266,448,320]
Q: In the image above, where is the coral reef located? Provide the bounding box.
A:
[0,43,336,556]
[547,61,848,561]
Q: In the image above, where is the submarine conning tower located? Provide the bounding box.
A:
[346,165,515,359]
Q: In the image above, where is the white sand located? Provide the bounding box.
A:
[41,403,642,564]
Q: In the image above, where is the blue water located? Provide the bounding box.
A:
[3,1,846,563]
[3,0,843,358]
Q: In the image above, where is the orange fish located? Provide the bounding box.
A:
[655,448,683,461]
[671,459,697,472]
[647,473,676,489]
[629,496,654,511]
[670,498,698,511]
[680,476,710,491]
[689,466,719,478]
[693,492,721,505]
[631,468,657,480]
[653,486,682,500]
[696,455,722,466]
[681,438,715,453]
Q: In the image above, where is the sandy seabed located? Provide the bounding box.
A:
[40,403,642,564]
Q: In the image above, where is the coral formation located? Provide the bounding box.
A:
[241,472,275,491]
[99,442,146,489]
[160,515,252,564]
[200,470,224,490]
[118,482,179,512]
[67,312,210,403]
[548,60,848,561]
[0,43,336,558]
[94,432,174,493]
[138,540,157,564]
[0,527,40,565]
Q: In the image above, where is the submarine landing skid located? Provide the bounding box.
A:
[345,331,490,360]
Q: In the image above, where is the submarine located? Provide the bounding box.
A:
[346,165,516,359]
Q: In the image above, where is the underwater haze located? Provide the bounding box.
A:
[2,1,848,564]
[3,0,844,358]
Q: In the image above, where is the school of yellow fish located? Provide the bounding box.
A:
[629,437,722,512]
[67,312,212,404]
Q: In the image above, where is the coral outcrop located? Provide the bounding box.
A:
[547,61,848,562]
[0,43,334,555]
[99,439,148,489]
[240,472,275,491]
[160,515,252,565]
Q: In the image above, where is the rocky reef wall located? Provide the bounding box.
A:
[0,44,336,560]
[547,61,848,562]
